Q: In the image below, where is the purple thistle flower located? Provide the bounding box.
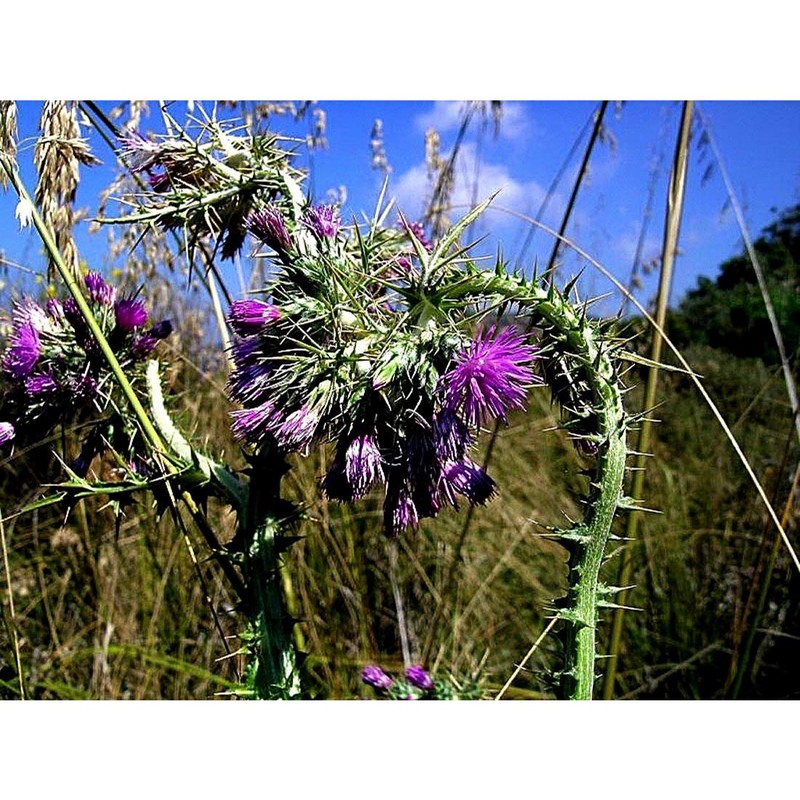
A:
[405,665,434,691]
[384,485,419,537]
[228,361,271,405]
[228,299,281,335]
[434,408,472,461]
[118,131,161,172]
[441,458,496,506]
[345,434,384,499]
[275,404,319,452]
[361,665,393,691]
[46,298,65,322]
[322,433,385,502]
[62,297,84,334]
[442,325,539,428]
[246,206,293,252]
[231,335,261,369]
[0,421,15,447]
[398,219,432,252]
[71,373,98,399]
[230,399,283,444]
[84,272,116,306]
[148,170,170,192]
[3,322,41,379]
[302,204,340,238]
[131,333,159,358]
[115,298,149,331]
[24,373,59,397]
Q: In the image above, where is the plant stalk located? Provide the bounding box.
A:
[239,450,301,699]
[602,100,694,699]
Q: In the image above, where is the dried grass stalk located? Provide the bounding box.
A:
[0,101,17,188]
[34,101,101,280]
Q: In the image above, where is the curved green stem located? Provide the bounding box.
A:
[469,270,629,699]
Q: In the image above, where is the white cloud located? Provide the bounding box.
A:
[390,141,554,226]
[413,101,533,141]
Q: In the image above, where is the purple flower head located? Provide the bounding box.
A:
[84,272,116,306]
[275,404,319,452]
[231,335,261,368]
[246,206,292,252]
[441,459,496,507]
[25,373,59,398]
[46,298,64,322]
[302,204,340,238]
[398,218,432,252]
[131,334,159,358]
[71,373,98,399]
[405,665,434,691]
[118,131,161,173]
[3,322,41,379]
[323,432,385,502]
[434,408,472,462]
[115,298,149,332]
[228,299,281,336]
[148,170,170,192]
[442,325,539,428]
[384,486,419,537]
[361,665,393,691]
[345,434,384,499]
[0,421,15,447]
[230,399,283,444]
[228,361,271,405]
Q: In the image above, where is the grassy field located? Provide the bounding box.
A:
[1,335,796,700]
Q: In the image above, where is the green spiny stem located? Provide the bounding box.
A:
[468,270,629,699]
[146,361,299,698]
[239,449,301,699]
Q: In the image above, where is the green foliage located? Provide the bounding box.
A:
[669,203,800,363]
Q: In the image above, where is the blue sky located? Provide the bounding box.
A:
[1,100,798,316]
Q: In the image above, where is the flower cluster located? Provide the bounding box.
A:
[360,663,479,700]
[227,203,541,536]
[0,271,172,451]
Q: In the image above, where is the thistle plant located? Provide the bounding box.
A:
[0,269,173,477]
[361,663,484,700]
[2,106,634,701]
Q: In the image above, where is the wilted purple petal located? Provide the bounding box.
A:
[441,458,496,506]
[46,298,64,321]
[228,360,271,405]
[0,422,15,446]
[24,373,59,397]
[361,665,393,691]
[230,399,283,444]
[323,432,385,502]
[148,170,170,192]
[275,404,319,451]
[228,299,281,335]
[302,204,340,238]
[345,434,384,498]
[115,298,149,331]
[441,325,539,428]
[131,334,158,358]
[85,272,116,306]
[405,664,434,691]
[434,408,472,461]
[384,485,419,536]
[246,206,292,251]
